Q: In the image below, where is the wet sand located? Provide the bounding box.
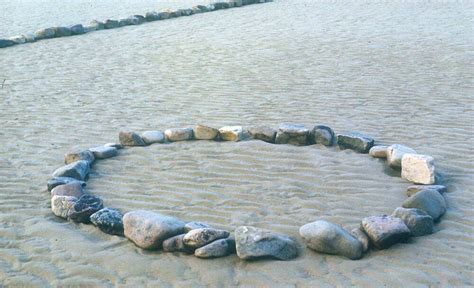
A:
[1,0,473,286]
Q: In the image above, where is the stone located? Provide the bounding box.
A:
[369,145,388,158]
[125,16,142,25]
[34,28,56,40]
[235,226,298,260]
[169,10,182,18]
[8,35,27,44]
[89,146,118,159]
[89,20,105,30]
[401,154,436,185]
[90,208,124,236]
[105,19,120,29]
[406,185,447,197]
[179,9,193,16]
[52,160,90,181]
[248,126,276,143]
[183,228,230,248]
[191,7,203,14]
[158,11,171,20]
[104,143,123,149]
[69,24,85,35]
[0,39,16,48]
[69,195,104,224]
[195,238,236,258]
[51,182,84,198]
[164,128,194,142]
[123,210,185,250]
[133,15,146,23]
[337,132,374,153]
[24,33,36,43]
[206,4,216,11]
[310,125,335,146]
[386,144,417,169]
[193,125,219,140]
[230,0,243,7]
[392,207,433,237]
[51,195,78,219]
[351,228,370,253]
[64,150,95,165]
[47,176,86,192]
[214,2,231,9]
[184,221,210,232]
[299,220,363,260]
[140,131,165,145]
[361,215,410,249]
[119,131,146,146]
[162,234,193,253]
[196,5,209,12]
[145,11,160,21]
[275,124,309,146]
[118,19,129,27]
[219,126,244,142]
[53,27,72,37]
[402,189,446,220]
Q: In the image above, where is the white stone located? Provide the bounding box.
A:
[369,145,388,158]
[401,154,435,184]
[386,144,416,169]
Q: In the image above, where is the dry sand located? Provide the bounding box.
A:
[0,0,473,286]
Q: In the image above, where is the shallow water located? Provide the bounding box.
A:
[1,0,473,286]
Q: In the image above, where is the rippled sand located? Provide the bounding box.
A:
[1,0,473,286]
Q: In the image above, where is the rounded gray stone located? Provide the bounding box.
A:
[162,234,194,253]
[248,126,276,143]
[51,182,84,198]
[310,125,335,146]
[89,146,118,159]
[369,145,388,158]
[183,228,230,248]
[52,160,90,181]
[402,189,446,220]
[406,185,446,197]
[140,131,165,145]
[392,207,434,237]
[119,131,146,146]
[47,176,86,192]
[194,238,236,258]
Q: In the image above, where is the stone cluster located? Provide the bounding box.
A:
[0,0,273,49]
[47,122,447,261]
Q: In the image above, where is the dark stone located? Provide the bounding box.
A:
[105,19,120,29]
[90,208,124,236]
[119,131,146,146]
[145,11,160,21]
[361,215,410,249]
[69,24,85,35]
[214,2,231,9]
[337,132,374,153]
[183,228,230,248]
[53,27,72,37]
[275,124,309,146]
[310,125,335,146]
[195,238,236,258]
[402,189,447,220]
[0,39,16,48]
[162,234,194,253]
[47,176,86,192]
[34,28,56,40]
[52,160,90,181]
[184,221,210,232]
[69,195,104,224]
[392,207,433,237]
[178,9,193,16]
[196,5,209,12]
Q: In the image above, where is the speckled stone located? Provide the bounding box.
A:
[51,182,84,198]
[194,238,236,258]
[165,128,194,142]
[64,150,95,165]
[69,195,104,224]
[119,131,146,146]
[337,132,374,153]
[52,160,90,181]
[51,195,78,219]
[275,124,309,146]
[90,208,124,236]
[361,215,410,249]
[183,228,230,248]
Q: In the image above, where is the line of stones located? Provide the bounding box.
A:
[48,124,447,260]
[0,0,272,49]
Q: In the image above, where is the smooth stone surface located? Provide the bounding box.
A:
[248,126,276,143]
[401,154,436,184]
[196,5,209,12]
[69,24,85,35]
[64,150,95,165]
[299,220,363,260]
[194,238,236,258]
[53,27,72,37]
[193,125,219,140]
[387,144,417,169]
[310,125,335,146]
[69,195,104,224]
[0,39,16,48]
[214,2,231,9]
[191,6,203,14]
[179,9,193,16]
[361,215,410,249]
[90,208,124,236]
[184,221,210,232]
[218,126,244,142]
[145,11,160,21]
[402,189,446,220]
[369,145,388,158]
[406,184,447,197]
[51,195,77,219]
[47,177,86,192]
[89,20,105,30]
[89,146,118,159]
[52,160,90,181]
[104,19,120,29]
[275,124,309,146]
[235,226,298,260]
[123,210,185,250]
[351,227,370,252]
[119,131,146,146]
[164,128,194,142]
[50,182,84,198]
[34,28,56,40]
[392,207,434,237]
[140,131,165,145]
[183,228,230,248]
[162,234,193,253]
[337,132,374,153]
[104,143,123,149]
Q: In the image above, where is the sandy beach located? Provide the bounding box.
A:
[0,0,473,286]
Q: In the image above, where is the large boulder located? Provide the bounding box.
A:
[183,228,230,248]
[50,182,84,198]
[361,215,410,249]
[123,210,185,249]
[402,189,446,220]
[386,144,416,169]
[47,176,86,192]
[90,208,124,236]
[219,126,244,141]
[89,146,118,159]
[337,132,374,153]
[406,184,446,197]
[392,207,433,237]
[401,154,436,184]
[52,160,90,181]
[119,131,146,146]
[194,238,236,258]
[299,220,363,260]
[309,125,335,146]
[235,226,298,260]
[140,130,165,145]
[69,195,104,224]
[248,126,276,143]
[51,195,77,219]
[64,150,95,165]
[164,128,194,142]
[275,124,309,146]
[193,125,219,140]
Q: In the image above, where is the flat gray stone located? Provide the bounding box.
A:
[89,146,118,159]
[34,28,56,40]
[193,125,219,140]
[164,128,194,142]
[402,189,446,220]
[184,221,210,232]
[350,227,370,252]
[219,126,244,142]
[369,145,388,158]
[104,19,120,29]
[53,27,72,37]
[47,176,86,192]
[123,210,185,250]
[299,220,363,260]
[406,185,446,197]
[275,124,309,146]
[401,154,436,184]
[51,195,77,219]
[51,182,84,198]
[387,144,417,169]
[337,132,374,153]
[361,215,410,249]
[90,208,124,236]
[183,228,230,248]
[64,150,95,165]
[140,131,165,145]
[392,207,433,237]
[52,160,90,181]
[69,195,104,224]
[214,2,231,9]
[310,125,335,146]
[195,238,236,258]
[162,234,193,253]
[119,131,146,146]
[248,126,276,143]
[235,226,298,260]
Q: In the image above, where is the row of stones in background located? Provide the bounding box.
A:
[0,0,273,49]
